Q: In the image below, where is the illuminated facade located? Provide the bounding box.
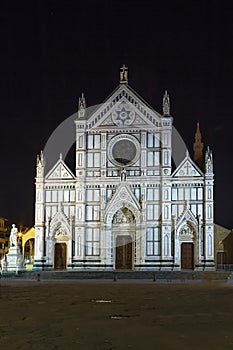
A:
[34,67,214,270]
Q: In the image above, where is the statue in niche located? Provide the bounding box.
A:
[121,168,127,181]
[139,194,144,207]
[113,210,122,223]
[124,208,135,223]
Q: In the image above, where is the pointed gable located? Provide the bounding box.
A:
[106,183,141,210]
[46,159,75,180]
[49,208,71,239]
[172,153,203,178]
[176,205,198,227]
[105,183,141,224]
[86,84,162,130]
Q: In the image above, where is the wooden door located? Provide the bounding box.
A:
[217,252,227,270]
[115,236,132,270]
[54,243,67,270]
[181,243,194,270]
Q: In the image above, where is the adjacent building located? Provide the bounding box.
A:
[0,217,10,262]
[214,223,231,269]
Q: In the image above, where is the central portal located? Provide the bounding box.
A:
[115,235,133,270]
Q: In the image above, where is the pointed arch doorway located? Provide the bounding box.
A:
[54,243,67,270]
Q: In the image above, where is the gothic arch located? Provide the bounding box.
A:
[112,207,136,224]
[175,220,199,270]
[104,183,141,225]
[177,221,198,241]
[49,210,71,239]
[105,201,140,225]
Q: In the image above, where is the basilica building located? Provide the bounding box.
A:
[34,66,214,271]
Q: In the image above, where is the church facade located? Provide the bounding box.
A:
[34,67,215,271]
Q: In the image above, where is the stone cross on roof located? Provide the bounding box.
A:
[120,64,128,84]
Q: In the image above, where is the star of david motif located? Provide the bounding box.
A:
[112,106,135,126]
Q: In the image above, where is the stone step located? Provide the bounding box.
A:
[1,270,231,281]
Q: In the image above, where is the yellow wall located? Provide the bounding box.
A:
[0,217,10,257]
[22,227,35,248]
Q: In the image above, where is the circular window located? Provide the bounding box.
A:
[108,134,140,167]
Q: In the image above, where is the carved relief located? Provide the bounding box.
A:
[174,159,202,178]
[98,106,151,128]
[47,162,75,179]
[55,227,66,236]
[179,224,195,241]
[113,208,135,224]
[112,104,135,126]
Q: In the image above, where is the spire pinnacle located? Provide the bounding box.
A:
[78,92,86,119]
[162,90,170,116]
[120,64,128,84]
[205,146,213,174]
[193,121,204,169]
[36,150,45,177]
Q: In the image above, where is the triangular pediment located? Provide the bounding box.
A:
[87,85,162,130]
[172,154,203,178]
[46,159,75,180]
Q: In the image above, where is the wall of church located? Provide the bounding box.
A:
[34,84,214,271]
[171,184,204,219]
[44,186,76,219]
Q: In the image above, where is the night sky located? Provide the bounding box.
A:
[1,0,233,228]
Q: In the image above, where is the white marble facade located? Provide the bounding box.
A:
[34,71,214,270]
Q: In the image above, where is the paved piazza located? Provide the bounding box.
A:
[1,281,233,349]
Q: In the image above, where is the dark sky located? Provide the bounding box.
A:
[1,0,233,228]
